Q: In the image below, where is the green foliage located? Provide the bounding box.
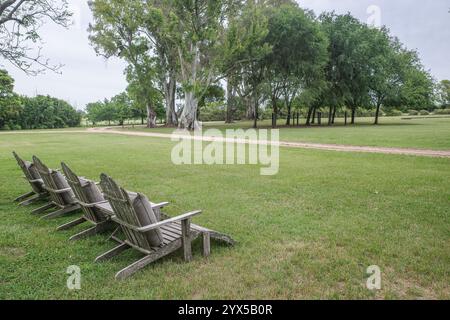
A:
[85,91,158,126]
[199,101,226,122]
[0,70,79,130]
[436,80,450,107]
[86,1,436,128]
[434,108,450,115]
[19,95,81,129]
[384,109,403,117]
[0,69,22,129]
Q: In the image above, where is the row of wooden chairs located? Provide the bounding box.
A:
[12,152,235,280]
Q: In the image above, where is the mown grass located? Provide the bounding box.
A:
[117,116,450,151]
[0,132,449,299]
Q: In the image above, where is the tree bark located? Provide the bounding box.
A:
[306,106,313,126]
[351,108,356,125]
[226,78,234,123]
[285,99,292,126]
[332,107,337,124]
[245,96,254,120]
[374,102,382,125]
[312,107,316,124]
[146,104,157,128]
[328,106,333,125]
[253,93,258,129]
[179,91,200,130]
[165,73,177,126]
[271,95,278,128]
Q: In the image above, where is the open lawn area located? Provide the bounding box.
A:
[116,116,450,151]
[0,128,449,299]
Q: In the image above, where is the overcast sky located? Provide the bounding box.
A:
[2,0,449,110]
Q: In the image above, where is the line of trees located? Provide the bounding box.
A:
[88,0,441,130]
[85,92,165,126]
[0,69,81,130]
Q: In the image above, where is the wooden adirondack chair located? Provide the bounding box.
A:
[12,151,49,206]
[32,156,80,219]
[57,162,117,240]
[95,173,205,280]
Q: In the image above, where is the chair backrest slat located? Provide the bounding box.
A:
[100,174,151,250]
[61,162,102,223]
[13,152,43,194]
[33,156,73,206]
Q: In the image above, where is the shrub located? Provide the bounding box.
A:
[408,110,419,116]
[386,109,403,117]
[419,110,430,116]
[434,108,450,115]
[356,109,376,117]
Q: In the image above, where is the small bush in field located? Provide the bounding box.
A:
[419,110,430,115]
[408,110,419,116]
[386,109,403,116]
[434,108,450,115]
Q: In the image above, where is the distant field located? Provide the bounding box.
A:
[114,116,450,151]
[1,130,449,299]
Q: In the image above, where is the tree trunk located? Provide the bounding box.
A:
[165,73,177,126]
[285,100,292,126]
[253,93,258,129]
[306,107,313,126]
[146,104,157,128]
[272,95,277,128]
[328,106,333,125]
[245,96,254,120]
[179,91,200,130]
[351,108,356,125]
[332,107,337,124]
[226,78,234,124]
[374,102,382,125]
[312,107,316,124]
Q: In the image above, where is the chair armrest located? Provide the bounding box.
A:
[28,178,43,184]
[77,199,109,208]
[151,202,169,210]
[138,210,201,232]
[42,185,72,194]
[111,210,202,233]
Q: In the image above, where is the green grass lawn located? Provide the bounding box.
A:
[0,132,449,299]
[117,116,450,151]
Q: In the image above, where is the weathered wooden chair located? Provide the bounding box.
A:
[32,156,80,219]
[57,162,117,240]
[96,173,206,280]
[12,152,49,206]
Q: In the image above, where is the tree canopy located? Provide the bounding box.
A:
[86,0,438,129]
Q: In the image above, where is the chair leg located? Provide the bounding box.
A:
[95,243,130,262]
[115,240,182,280]
[57,217,86,231]
[31,203,55,215]
[209,231,236,246]
[20,194,42,207]
[69,221,115,241]
[41,204,80,220]
[14,191,35,203]
[202,232,211,257]
[181,219,192,262]
[69,225,100,241]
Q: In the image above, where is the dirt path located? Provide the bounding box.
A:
[85,127,450,158]
[2,127,450,158]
